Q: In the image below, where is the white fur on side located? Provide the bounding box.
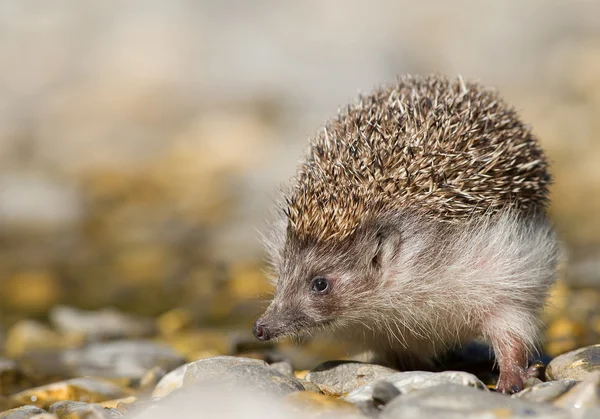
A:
[262,209,558,366]
[336,210,558,364]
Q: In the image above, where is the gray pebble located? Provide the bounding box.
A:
[152,364,188,398]
[297,379,322,394]
[513,379,578,403]
[219,363,304,396]
[0,405,47,419]
[62,341,185,380]
[345,370,486,404]
[381,384,569,419]
[305,361,397,396]
[269,361,293,377]
[49,306,156,341]
[372,381,401,405]
[554,370,600,409]
[49,401,122,418]
[546,344,600,381]
[182,356,266,387]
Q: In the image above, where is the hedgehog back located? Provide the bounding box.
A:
[286,75,550,243]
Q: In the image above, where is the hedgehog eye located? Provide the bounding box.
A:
[311,277,329,294]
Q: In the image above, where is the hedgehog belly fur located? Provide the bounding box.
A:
[336,209,558,367]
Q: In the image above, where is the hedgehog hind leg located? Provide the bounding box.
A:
[483,310,541,394]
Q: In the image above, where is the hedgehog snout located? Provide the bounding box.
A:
[253,318,271,341]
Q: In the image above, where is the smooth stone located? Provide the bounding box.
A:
[11,378,129,409]
[513,380,578,403]
[98,397,137,409]
[151,364,188,398]
[305,361,397,396]
[381,384,569,419]
[49,306,156,341]
[182,356,266,387]
[298,379,322,394]
[554,370,600,409]
[49,401,122,419]
[372,381,401,405]
[345,371,486,404]
[62,341,185,379]
[218,363,304,396]
[285,391,364,417]
[0,406,47,419]
[136,367,166,392]
[270,361,293,377]
[29,414,58,419]
[4,321,70,358]
[546,345,600,381]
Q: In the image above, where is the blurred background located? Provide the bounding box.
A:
[1,0,599,368]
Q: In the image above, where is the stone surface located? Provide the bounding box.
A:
[546,344,600,381]
[270,362,293,377]
[554,370,600,409]
[98,397,137,409]
[62,341,185,379]
[513,380,578,403]
[371,381,401,406]
[285,391,364,418]
[381,384,568,419]
[218,363,304,396]
[11,378,129,410]
[305,361,397,396]
[345,370,486,404]
[0,406,47,419]
[297,379,322,394]
[4,321,74,359]
[151,364,188,398]
[48,401,122,419]
[182,356,266,387]
[49,306,156,341]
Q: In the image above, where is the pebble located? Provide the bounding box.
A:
[61,341,185,379]
[182,356,266,387]
[151,364,188,398]
[49,306,156,341]
[554,370,600,409]
[371,381,401,405]
[297,379,322,394]
[98,397,137,409]
[285,391,364,418]
[4,321,73,359]
[48,401,122,419]
[546,344,600,381]
[345,370,486,404]
[513,380,578,403]
[11,378,129,410]
[270,362,294,377]
[0,406,47,419]
[218,363,305,396]
[305,361,397,396]
[381,384,569,419]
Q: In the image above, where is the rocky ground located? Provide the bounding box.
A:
[1,305,599,419]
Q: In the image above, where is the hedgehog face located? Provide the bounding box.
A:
[254,220,404,342]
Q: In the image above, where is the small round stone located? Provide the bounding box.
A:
[305,361,397,396]
[546,344,600,381]
[513,380,578,403]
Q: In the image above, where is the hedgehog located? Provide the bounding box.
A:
[253,74,558,394]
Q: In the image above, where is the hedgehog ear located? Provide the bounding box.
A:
[371,228,401,271]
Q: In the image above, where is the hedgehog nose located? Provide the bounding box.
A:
[253,318,271,341]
